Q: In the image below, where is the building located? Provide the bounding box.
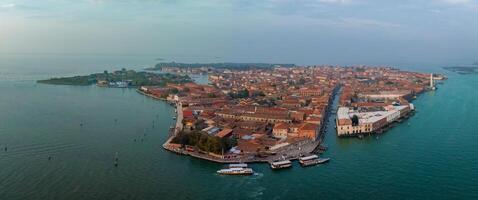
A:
[358,90,412,100]
[430,73,436,90]
[298,123,319,140]
[336,105,412,136]
[273,123,289,139]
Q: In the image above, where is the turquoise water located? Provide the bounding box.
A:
[0,55,477,199]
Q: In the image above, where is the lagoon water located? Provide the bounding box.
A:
[0,55,477,200]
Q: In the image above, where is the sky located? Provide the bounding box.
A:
[0,0,477,66]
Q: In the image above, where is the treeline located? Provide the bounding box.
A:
[37,69,192,86]
[37,75,96,85]
[171,131,236,154]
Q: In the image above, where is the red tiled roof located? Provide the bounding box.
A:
[216,128,233,138]
[183,109,194,118]
[299,123,318,131]
[274,122,289,130]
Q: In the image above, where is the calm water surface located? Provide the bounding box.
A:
[0,55,477,200]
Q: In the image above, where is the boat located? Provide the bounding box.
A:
[217,168,254,175]
[270,160,292,169]
[317,157,330,164]
[173,116,177,120]
[299,155,320,167]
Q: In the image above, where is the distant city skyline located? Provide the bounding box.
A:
[1,0,477,66]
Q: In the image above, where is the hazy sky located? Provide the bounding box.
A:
[0,0,477,65]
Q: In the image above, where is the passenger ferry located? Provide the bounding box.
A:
[299,155,330,167]
[270,160,292,169]
[299,155,320,167]
[217,168,254,175]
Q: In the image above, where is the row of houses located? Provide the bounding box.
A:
[272,122,319,140]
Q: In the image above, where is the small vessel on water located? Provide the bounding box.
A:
[217,163,254,175]
[317,157,330,164]
[217,168,254,175]
[299,155,320,167]
[270,160,292,169]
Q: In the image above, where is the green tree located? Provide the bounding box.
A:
[170,88,179,94]
[351,115,359,126]
[298,78,306,85]
[237,89,249,98]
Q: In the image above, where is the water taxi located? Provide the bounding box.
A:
[317,157,330,164]
[299,155,330,166]
[299,155,320,167]
[270,160,292,169]
[217,168,254,175]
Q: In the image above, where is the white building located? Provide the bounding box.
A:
[336,105,411,136]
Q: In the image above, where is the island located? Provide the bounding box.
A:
[38,68,192,87]
[39,63,445,166]
[138,64,444,165]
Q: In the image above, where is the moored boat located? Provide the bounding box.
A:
[317,157,330,164]
[299,155,319,167]
[270,160,292,169]
[217,168,254,175]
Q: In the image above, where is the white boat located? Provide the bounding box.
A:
[217,168,254,175]
[270,160,292,169]
[317,158,330,164]
[299,155,320,167]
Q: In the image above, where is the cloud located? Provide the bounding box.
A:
[337,17,401,29]
[442,0,472,4]
[440,0,478,10]
[318,0,351,4]
[0,3,15,8]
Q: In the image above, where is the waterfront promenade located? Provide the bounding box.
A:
[162,102,183,149]
[171,139,321,164]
